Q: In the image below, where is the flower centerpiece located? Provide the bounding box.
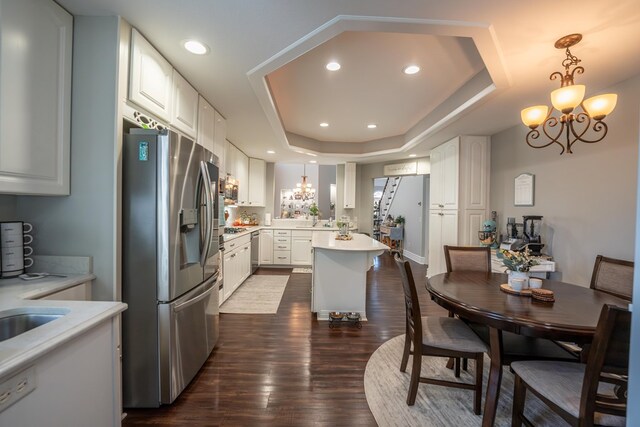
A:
[500,248,539,287]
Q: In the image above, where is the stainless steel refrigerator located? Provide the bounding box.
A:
[122,129,220,407]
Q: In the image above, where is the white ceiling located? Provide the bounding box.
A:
[56,0,640,164]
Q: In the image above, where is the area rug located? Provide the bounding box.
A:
[292,267,312,273]
[219,275,289,314]
[364,335,566,427]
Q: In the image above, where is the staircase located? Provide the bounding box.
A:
[379,176,402,220]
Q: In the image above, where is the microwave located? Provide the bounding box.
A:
[222,176,238,205]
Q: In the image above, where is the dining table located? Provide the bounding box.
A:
[426,271,630,427]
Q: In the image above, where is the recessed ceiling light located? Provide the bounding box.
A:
[403,65,420,75]
[409,154,417,158]
[309,160,317,164]
[266,150,275,154]
[326,62,341,71]
[320,122,329,127]
[367,124,377,129]
[183,40,209,55]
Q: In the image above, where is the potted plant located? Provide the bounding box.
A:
[394,215,405,227]
[500,247,539,287]
[309,202,319,217]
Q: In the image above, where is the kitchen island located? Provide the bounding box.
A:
[311,232,389,321]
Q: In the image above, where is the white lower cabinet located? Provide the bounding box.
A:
[428,210,459,276]
[222,235,251,302]
[259,230,273,265]
[0,317,122,427]
[291,231,313,265]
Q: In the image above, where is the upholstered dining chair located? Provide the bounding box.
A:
[443,245,491,273]
[511,304,630,427]
[590,255,634,301]
[394,254,488,414]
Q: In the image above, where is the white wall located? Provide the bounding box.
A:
[388,175,426,260]
[490,74,640,286]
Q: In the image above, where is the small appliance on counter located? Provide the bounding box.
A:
[523,215,545,255]
[478,211,499,248]
[499,217,524,251]
[0,221,34,278]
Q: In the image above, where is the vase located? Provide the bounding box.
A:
[508,271,530,288]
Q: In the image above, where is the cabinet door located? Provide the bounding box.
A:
[171,70,199,138]
[0,0,72,195]
[225,142,236,178]
[248,158,266,206]
[344,162,356,209]
[197,96,215,152]
[441,139,459,210]
[213,110,227,175]
[427,210,458,276]
[237,150,249,206]
[429,147,443,209]
[259,231,273,264]
[291,237,312,265]
[223,251,235,299]
[240,244,251,282]
[129,29,173,122]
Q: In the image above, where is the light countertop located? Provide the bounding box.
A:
[0,274,127,379]
[312,232,389,252]
[223,225,357,241]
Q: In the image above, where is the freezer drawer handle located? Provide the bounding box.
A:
[173,283,215,312]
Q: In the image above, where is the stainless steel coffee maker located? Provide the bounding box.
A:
[0,221,34,278]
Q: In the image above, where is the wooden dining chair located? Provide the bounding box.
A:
[557,255,633,359]
[394,254,488,414]
[443,245,491,273]
[590,255,634,301]
[511,304,630,427]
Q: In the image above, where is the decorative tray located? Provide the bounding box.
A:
[335,234,353,241]
[500,284,532,296]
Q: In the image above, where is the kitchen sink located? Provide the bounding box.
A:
[0,310,68,342]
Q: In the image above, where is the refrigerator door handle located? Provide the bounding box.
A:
[199,161,214,267]
[172,274,218,312]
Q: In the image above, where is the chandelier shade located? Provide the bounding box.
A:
[520,34,617,155]
[521,105,549,128]
[582,94,617,120]
[550,84,585,113]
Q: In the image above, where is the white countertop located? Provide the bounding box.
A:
[312,232,390,252]
[0,274,127,379]
[223,225,357,241]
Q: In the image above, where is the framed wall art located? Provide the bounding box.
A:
[514,173,535,206]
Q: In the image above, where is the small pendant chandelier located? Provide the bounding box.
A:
[520,34,617,154]
[295,164,313,194]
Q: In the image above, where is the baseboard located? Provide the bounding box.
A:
[402,250,426,264]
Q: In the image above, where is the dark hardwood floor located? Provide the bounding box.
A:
[123,253,444,426]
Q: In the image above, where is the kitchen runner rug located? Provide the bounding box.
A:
[364,335,566,427]
[292,268,312,273]
[220,275,289,314]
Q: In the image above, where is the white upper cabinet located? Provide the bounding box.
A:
[129,29,173,122]
[430,137,459,210]
[343,162,356,209]
[213,110,227,174]
[0,0,72,195]
[197,95,215,152]
[225,141,236,178]
[170,70,198,138]
[236,150,249,205]
[247,158,266,206]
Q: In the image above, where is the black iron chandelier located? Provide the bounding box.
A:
[521,34,617,154]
